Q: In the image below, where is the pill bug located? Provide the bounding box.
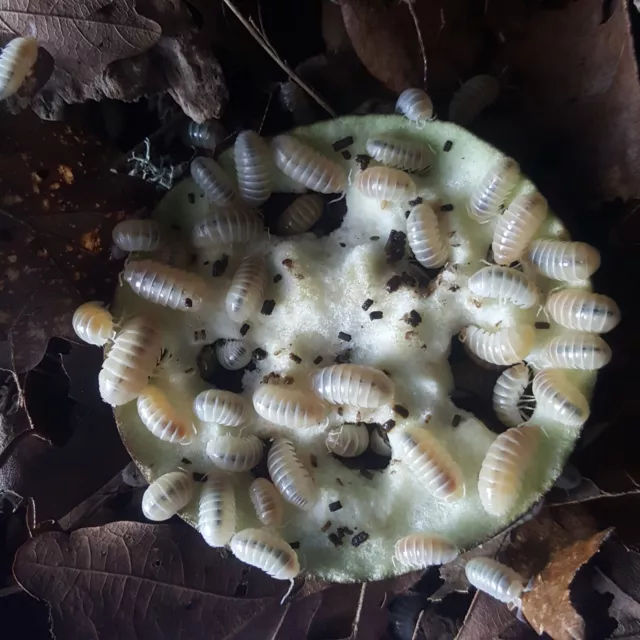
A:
[267,437,316,510]
[123,259,209,312]
[72,301,115,346]
[467,266,539,309]
[275,194,324,236]
[253,384,329,428]
[532,369,590,427]
[137,385,194,444]
[234,130,274,206]
[406,203,449,268]
[492,363,531,428]
[388,426,464,501]
[365,135,434,172]
[468,157,520,223]
[249,477,284,527]
[527,239,601,282]
[271,134,347,193]
[355,166,417,203]
[141,470,195,521]
[0,37,38,100]
[99,315,161,406]
[206,434,264,471]
[395,88,435,122]
[370,427,392,456]
[543,332,612,370]
[182,118,227,150]
[191,207,264,248]
[461,325,535,366]
[394,533,460,569]
[190,157,237,206]
[449,75,500,126]
[464,557,525,608]
[216,339,253,370]
[545,290,620,334]
[492,193,548,266]
[478,425,542,516]
[198,474,236,547]
[326,423,370,457]
[230,528,300,580]
[112,219,164,252]
[225,255,268,323]
[193,389,250,426]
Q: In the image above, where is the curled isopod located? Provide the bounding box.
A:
[123,260,209,312]
[267,437,316,510]
[365,135,434,172]
[112,219,164,252]
[546,290,620,334]
[464,557,525,608]
[225,255,268,323]
[543,333,612,370]
[99,315,161,406]
[72,301,114,346]
[275,194,324,236]
[191,207,263,248]
[182,118,227,150]
[0,37,38,100]
[137,385,194,444]
[406,203,449,268]
[389,426,464,501]
[370,427,392,456]
[492,363,531,428]
[230,528,300,580]
[467,266,539,309]
[198,474,236,547]
[216,339,253,370]
[141,470,195,521]
[249,478,284,527]
[355,167,416,203]
[193,389,249,427]
[395,88,435,122]
[527,239,601,282]
[326,423,369,457]
[394,533,460,569]
[272,134,347,193]
[206,434,264,471]
[461,325,535,366]
[532,369,590,427]
[234,130,273,206]
[492,193,548,266]
[253,385,328,428]
[478,425,542,516]
[311,364,394,409]
[449,75,500,126]
[190,157,237,206]
[468,158,520,223]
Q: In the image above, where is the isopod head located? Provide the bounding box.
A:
[0,37,38,100]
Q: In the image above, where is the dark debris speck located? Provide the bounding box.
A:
[212,254,229,277]
[360,469,374,480]
[253,348,267,361]
[452,414,462,427]
[240,323,250,336]
[370,235,380,241]
[328,533,343,547]
[321,520,332,533]
[181,457,192,465]
[187,193,196,204]
[382,419,396,432]
[351,531,370,547]
[273,274,283,283]
[443,140,453,152]
[313,356,323,365]
[384,230,406,264]
[403,310,422,327]
[385,275,403,293]
[339,242,346,247]
[192,472,207,482]
[329,501,343,512]
[369,311,383,320]
[261,299,276,315]
[335,349,352,364]
[184,298,193,308]
[440,204,454,212]
[338,332,352,342]
[332,136,354,152]
[393,404,409,418]
[282,259,294,270]
[408,197,423,206]
[448,285,460,292]
[362,299,374,311]
[289,541,300,550]
[535,321,551,329]
[341,150,352,160]
[310,454,318,468]
[355,154,371,171]
[289,353,302,364]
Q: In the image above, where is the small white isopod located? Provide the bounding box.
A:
[72,301,115,346]
[190,157,237,206]
[545,289,620,334]
[406,203,449,268]
[0,37,38,100]
[142,470,195,521]
[206,434,264,472]
[225,255,268,324]
[394,533,460,569]
[543,332,612,370]
[532,369,590,427]
[467,266,539,309]
[355,166,416,203]
[365,135,434,173]
[527,239,601,282]
[253,384,329,428]
[198,473,236,547]
[275,194,324,236]
[249,477,284,527]
[193,389,249,427]
[449,75,500,126]
[468,157,520,223]
[461,325,535,366]
[230,528,300,580]
[191,207,264,248]
[216,339,253,370]
[112,219,164,252]
[395,88,435,122]
[234,130,274,206]
[492,363,531,428]
[182,119,227,150]
[137,385,194,444]
[267,437,316,510]
[326,423,369,457]
[464,557,525,608]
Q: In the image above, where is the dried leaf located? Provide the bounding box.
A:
[593,568,640,639]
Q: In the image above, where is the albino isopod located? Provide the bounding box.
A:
[388,426,464,501]
[267,437,316,510]
[395,88,435,122]
[394,533,460,569]
[123,259,209,312]
[112,219,164,252]
[98,315,161,406]
[355,167,416,203]
[468,158,520,223]
[193,389,249,426]
[249,477,284,527]
[72,301,114,346]
[0,37,38,100]
[198,474,236,547]
[141,470,195,521]
[234,130,273,206]
[370,427,392,456]
[449,75,500,126]
[365,135,434,172]
[543,333,612,370]
[467,266,539,309]
[216,339,253,370]
[271,134,347,193]
[492,193,548,266]
[492,363,531,428]
[527,239,601,282]
[206,434,264,471]
[464,557,525,608]
[191,207,264,248]
[230,528,300,580]
[461,325,535,366]
[326,423,370,457]
[275,194,324,236]
[532,369,590,427]
[478,425,542,516]
[545,290,620,334]
[311,364,394,409]
[253,384,329,428]
[225,255,268,323]
[190,157,237,206]
[137,385,194,444]
[182,118,227,150]
[406,203,449,268]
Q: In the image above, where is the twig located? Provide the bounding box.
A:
[404,0,428,90]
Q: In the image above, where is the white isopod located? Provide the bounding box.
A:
[532,369,590,427]
[267,437,316,510]
[492,363,531,428]
[191,207,264,248]
[545,290,620,334]
[230,528,300,580]
[142,470,195,521]
[394,533,460,569]
[395,88,435,122]
[365,135,434,172]
[234,130,274,206]
[191,157,237,206]
[326,423,370,457]
[406,203,449,268]
[467,266,539,309]
[112,219,164,252]
[72,301,114,346]
[198,474,236,547]
[543,333,612,370]
[182,119,227,150]
[206,434,264,471]
[468,158,521,223]
[137,385,194,444]
[0,37,38,100]
[478,425,542,517]
[275,194,324,236]
[527,239,601,282]
[355,167,416,203]
[225,255,268,323]
[311,364,395,409]
[449,75,500,126]
[461,325,535,366]
[216,339,253,370]
[271,134,347,193]
[370,427,392,456]
[253,384,329,428]
[464,557,525,608]
[249,477,284,527]
[193,389,249,426]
